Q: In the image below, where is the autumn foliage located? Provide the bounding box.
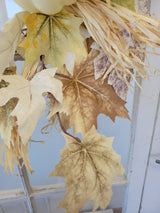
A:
[0,0,160,212]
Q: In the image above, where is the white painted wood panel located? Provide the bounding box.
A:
[139,88,160,212]
[124,0,160,212]
[123,59,160,213]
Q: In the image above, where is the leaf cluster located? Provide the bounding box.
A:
[0,0,159,212]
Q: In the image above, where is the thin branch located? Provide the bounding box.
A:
[56,112,81,143]
[55,72,72,80]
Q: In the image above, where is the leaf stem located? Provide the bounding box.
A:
[55,73,72,80]
[56,112,81,143]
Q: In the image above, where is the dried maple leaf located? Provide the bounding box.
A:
[0,68,63,145]
[0,11,29,73]
[49,50,129,135]
[50,126,125,213]
[20,10,87,70]
[92,42,132,100]
[0,98,33,174]
[108,70,131,100]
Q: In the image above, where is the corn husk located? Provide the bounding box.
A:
[69,0,160,86]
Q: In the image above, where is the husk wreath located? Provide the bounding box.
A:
[0,0,160,212]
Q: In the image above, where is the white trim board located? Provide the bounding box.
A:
[0,175,127,202]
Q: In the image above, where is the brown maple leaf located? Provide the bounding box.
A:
[49,50,129,135]
[49,126,125,213]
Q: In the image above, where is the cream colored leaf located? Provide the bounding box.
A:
[50,126,125,212]
[20,10,87,70]
[0,11,29,73]
[49,50,129,135]
[0,68,63,145]
[21,58,40,79]
[14,0,76,15]
[65,51,76,75]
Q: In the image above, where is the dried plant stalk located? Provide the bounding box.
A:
[70,0,160,86]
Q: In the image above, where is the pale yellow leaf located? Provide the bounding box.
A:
[20,10,87,70]
[0,68,63,145]
[0,11,29,73]
[50,126,125,213]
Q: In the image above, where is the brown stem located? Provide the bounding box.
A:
[56,112,81,143]
[55,73,72,80]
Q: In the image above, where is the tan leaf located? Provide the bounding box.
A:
[0,11,29,73]
[50,126,125,212]
[49,50,129,135]
[0,98,33,174]
[0,68,63,145]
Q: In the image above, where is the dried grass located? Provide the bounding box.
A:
[69,0,160,86]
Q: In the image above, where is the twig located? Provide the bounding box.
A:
[55,73,72,80]
[56,112,81,143]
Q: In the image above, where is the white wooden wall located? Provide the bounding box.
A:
[124,1,160,212]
